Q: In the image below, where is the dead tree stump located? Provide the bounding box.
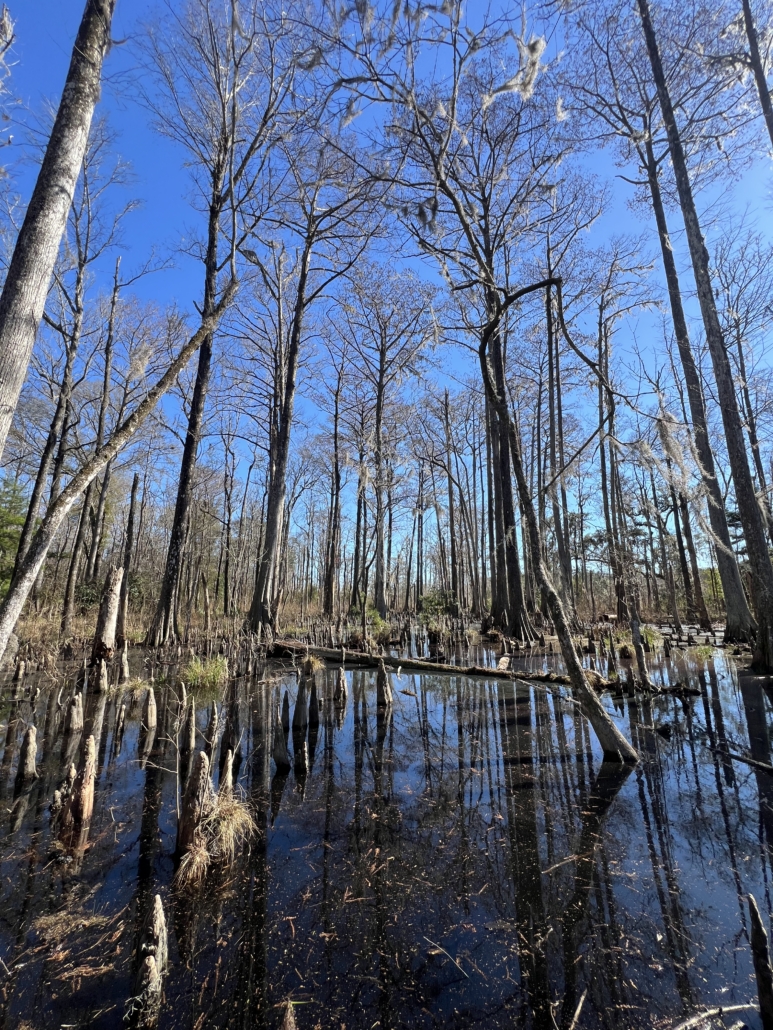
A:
[61,735,96,831]
[177,751,211,855]
[376,660,393,709]
[127,894,168,1030]
[204,702,218,761]
[334,667,347,708]
[142,687,157,732]
[181,698,196,756]
[91,565,124,665]
[219,748,234,796]
[64,694,84,735]
[15,724,38,787]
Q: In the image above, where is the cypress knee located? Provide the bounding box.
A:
[177,750,210,854]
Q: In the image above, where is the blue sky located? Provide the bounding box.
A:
[9,0,773,494]
[12,2,773,347]
[10,0,202,309]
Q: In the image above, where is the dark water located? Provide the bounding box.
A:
[0,651,771,1029]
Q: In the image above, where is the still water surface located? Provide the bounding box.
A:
[0,651,770,1029]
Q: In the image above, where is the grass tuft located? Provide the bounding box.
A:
[181,655,229,700]
[175,789,255,890]
[175,834,211,888]
[301,654,324,676]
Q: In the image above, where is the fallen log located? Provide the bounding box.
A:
[269,639,613,689]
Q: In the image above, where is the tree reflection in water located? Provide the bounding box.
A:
[0,653,771,1028]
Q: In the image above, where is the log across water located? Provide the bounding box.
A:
[268,639,612,689]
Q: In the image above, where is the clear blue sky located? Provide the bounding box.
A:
[9,1,773,435]
[10,0,201,309]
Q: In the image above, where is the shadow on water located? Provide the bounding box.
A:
[0,650,770,1027]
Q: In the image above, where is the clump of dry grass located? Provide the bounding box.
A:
[208,795,255,864]
[301,654,324,677]
[175,834,211,888]
[175,789,255,890]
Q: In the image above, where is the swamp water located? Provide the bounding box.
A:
[0,651,770,1029]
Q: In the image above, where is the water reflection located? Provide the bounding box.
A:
[0,653,769,1028]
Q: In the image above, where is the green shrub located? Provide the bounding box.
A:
[419,589,455,628]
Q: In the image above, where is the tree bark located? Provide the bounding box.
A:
[638,0,773,669]
[479,283,638,763]
[0,0,116,464]
[148,173,224,646]
[679,493,712,629]
[91,564,123,665]
[116,472,139,647]
[741,0,773,152]
[248,232,314,633]
[642,137,754,640]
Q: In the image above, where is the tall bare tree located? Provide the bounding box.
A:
[0,0,113,465]
[142,0,301,645]
[636,0,773,668]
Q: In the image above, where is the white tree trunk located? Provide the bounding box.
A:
[0,0,116,463]
[91,565,123,664]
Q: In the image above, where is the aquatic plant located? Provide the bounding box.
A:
[181,654,228,699]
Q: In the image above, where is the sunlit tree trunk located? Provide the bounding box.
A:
[643,137,755,640]
[638,0,773,668]
[0,0,116,465]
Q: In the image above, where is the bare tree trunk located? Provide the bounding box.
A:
[85,261,121,582]
[478,294,638,763]
[0,0,116,464]
[679,493,712,630]
[643,137,754,640]
[669,481,695,619]
[546,245,573,609]
[741,0,773,152]
[350,439,366,613]
[148,161,224,646]
[443,390,459,614]
[248,234,313,633]
[91,565,123,665]
[323,371,342,617]
[638,0,773,669]
[733,316,773,547]
[116,472,139,647]
[373,341,388,619]
[0,285,234,665]
[61,482,95,638]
